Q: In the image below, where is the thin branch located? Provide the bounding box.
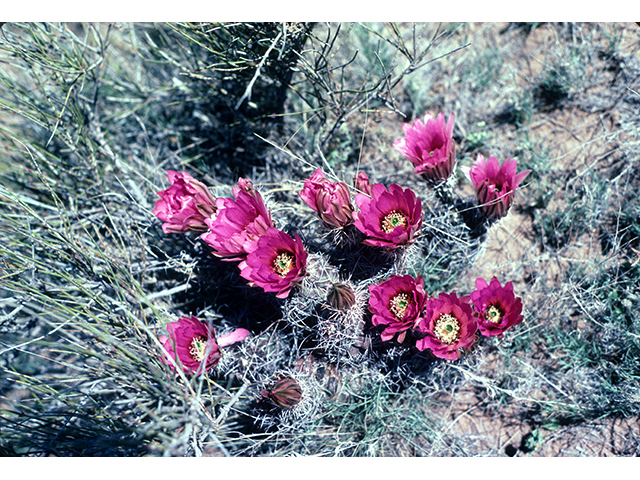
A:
[235,29,284,110]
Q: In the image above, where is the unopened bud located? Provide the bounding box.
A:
[326,282,357,311]
[236,177,263,202]
[299,169,354,229]
[261,376,303,409]
[354,171,372,196]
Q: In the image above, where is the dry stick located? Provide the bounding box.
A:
[254,133,318,173]
[45,78,77,148]
[216,382,249,425]
[569,286,604,328]
[320,41,471,148]
[0,301,25,324]
[144,283,190,300]
[277,22,287,61]
[373,51,401,115]
[511,356,575,401]
[235,28,284,110]
[354,97,369,185]
[314,133,337,180]
[324,23,450,137]
[281,108,327,152]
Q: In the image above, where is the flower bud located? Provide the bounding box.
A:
[299,168,354,229]
[236,177,263,202]
[261,376,303,409]
[200,177,272,261]
[354,171,372,196]
[326,282,357,311]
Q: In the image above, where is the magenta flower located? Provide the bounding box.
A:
[354,171,372,196]
[415,292,477,360]
[469,277,524,337]
[200,178,272,261]
[299,168,354,229]
[238,227,308,299]
[368,275,426,343]
[467,154,531,219]
[353,183,422,248]
[393,112,456,183]
[159,315,249,373]
[153,170,217,233]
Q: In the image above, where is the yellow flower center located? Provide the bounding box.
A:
[189,336,208,362]
[381,210,408,233]
[434,314,461,344]
[390,293,412,319]
[484,305,503,324]
[273,252,295,278]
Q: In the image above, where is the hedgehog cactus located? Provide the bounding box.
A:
[153,110,528,435]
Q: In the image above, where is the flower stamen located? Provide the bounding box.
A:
[189,336,208,362]
[273,252,295,278]
[381,210,408,233]
[434,314,461,344]
[484,304,504,324]
[390,293,412,319]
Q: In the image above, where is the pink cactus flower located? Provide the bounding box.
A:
[299,168,354,229]
[415,292,477,360]
[354,171,372,196]
[393,112,456,183]
[238,227,308,299]
[469,277,524,337]
[200,178,272,261]
[159,315,249,373]
[467,154,531,219]
[153,170,217,233]
[368,275,427,343]
[353,183,423,249]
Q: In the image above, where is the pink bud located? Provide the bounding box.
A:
[261,376,303,409]
[299,168,354,229]
[326,282,357,311]
[354,171,372,196]
[200,178,272,261]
